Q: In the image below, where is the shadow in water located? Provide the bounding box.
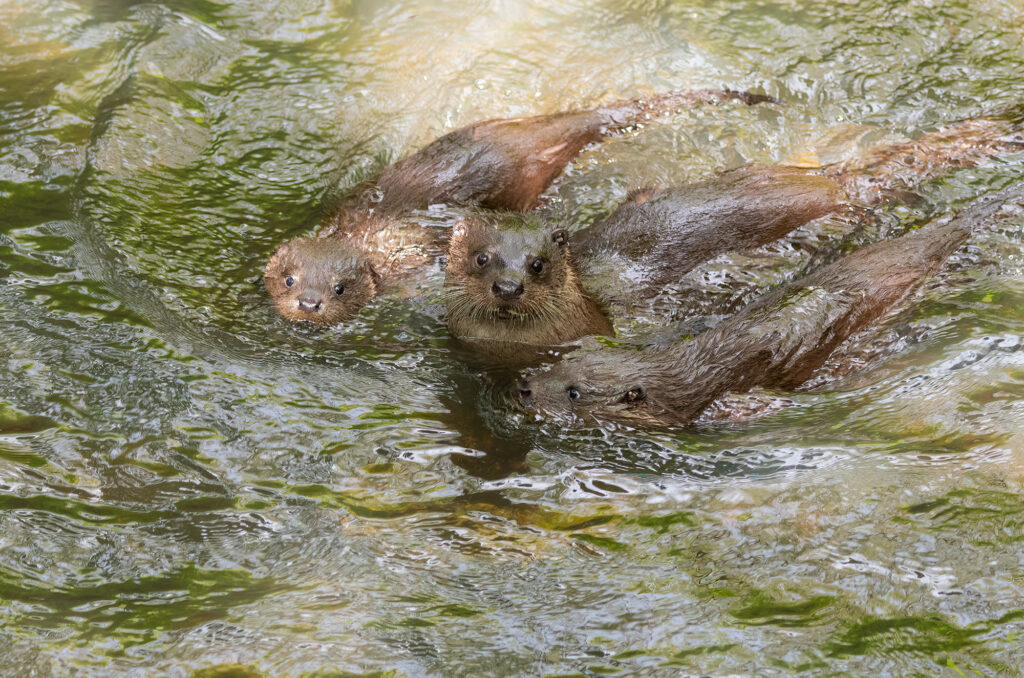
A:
[437,367,533,481]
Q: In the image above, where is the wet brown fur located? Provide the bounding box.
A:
[444,213,613,364]
[575,115,1024,309]
[821,115,1024,204]
[445,112,1024,356]
[574,165,845,306]
[265,89,771,325]
[518,194,1012,427]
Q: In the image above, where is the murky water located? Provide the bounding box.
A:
[2,0,1024,675]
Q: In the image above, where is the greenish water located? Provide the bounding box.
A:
[2,0,1024,675]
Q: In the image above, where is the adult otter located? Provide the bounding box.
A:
[264,88,771,325]
[516,191,1014,427]
[444,114,1024,360]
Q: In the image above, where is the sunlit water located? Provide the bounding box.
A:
[2,0,1023,675]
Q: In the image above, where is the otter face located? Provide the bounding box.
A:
[444,215,572,329]
[264,237,380,325]
[517,350,663,427]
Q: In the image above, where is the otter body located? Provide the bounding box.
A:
[443,168,841,365]
[444,114,1024,360]
[574,166,844,306]
[265,89,771,325]
[821,115,1024,205]
[517,194,1010,427]
[576,114,1024,307]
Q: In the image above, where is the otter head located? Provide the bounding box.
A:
[444,214,575,331]
[264,236,380,325]
[517,349,671,427]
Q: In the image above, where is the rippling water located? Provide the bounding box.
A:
[2,0,1024,675]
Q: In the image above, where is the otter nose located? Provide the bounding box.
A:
[492,279,524,301]
[296,297,322,313]
[516,379,532,400]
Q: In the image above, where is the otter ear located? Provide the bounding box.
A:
[364,259,382,287]
[270,242,291,262]
[626,187,657,204]
[621,386,645,404]
[551,229,568,247]
[265,243,289,275]
[452,220,469,242]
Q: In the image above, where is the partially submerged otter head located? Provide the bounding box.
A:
[517,348,682,428]
[444,213,574,327]
[264,237,380,325]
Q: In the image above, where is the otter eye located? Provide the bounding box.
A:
[334,283,345,295]
[531,258,544,274]
[476,253,490,267]
[552,230,568,246]
[567,386,580,402]
[285,276,295,287]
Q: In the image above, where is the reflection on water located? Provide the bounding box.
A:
[2,0,1024,674]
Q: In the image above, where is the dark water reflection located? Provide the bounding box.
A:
[3,0,1024,675]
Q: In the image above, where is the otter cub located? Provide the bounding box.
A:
[442,168,838,364]
[265,88,772,325]
[444,213,613,363]
[264,235,392,326]
[445,112,1024,356]
[517,192,1013,427]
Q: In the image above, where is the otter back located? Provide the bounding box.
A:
[573,165,845,305]
[572,114,1024,312]
[519,192,1011,427]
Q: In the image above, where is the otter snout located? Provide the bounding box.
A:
[492,278,525,301]
[296,297,323,314]
[516,378,532,401]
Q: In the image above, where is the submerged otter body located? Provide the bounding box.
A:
[820,114,1024,205]
[517,193,1012,428]
[444,113,1024,360]
[265,88,771,325]
[576,114,1024,307]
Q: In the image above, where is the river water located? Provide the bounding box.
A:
[2,0,1024,675]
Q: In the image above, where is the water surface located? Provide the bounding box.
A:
[2,0,1024,675]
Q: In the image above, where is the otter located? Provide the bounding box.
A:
[571,166,845,306]
[443,212,615,364]
[574,113,1024,306]
[516,191,1014,427]
[444,168,845,364]
[444,113,1024,359]
[264,88,772,325]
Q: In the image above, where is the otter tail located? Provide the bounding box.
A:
[821,115,1024,206]
[791,185,1020,341]
[747,186,1018,391]
[594,88,776,133]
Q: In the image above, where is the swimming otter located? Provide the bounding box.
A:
[265,88,772,325]
[444,113,1024,358]
[444,212,615,364]
[571,166,845,306]
[516,191,1013,427]
[442,168,841,364]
